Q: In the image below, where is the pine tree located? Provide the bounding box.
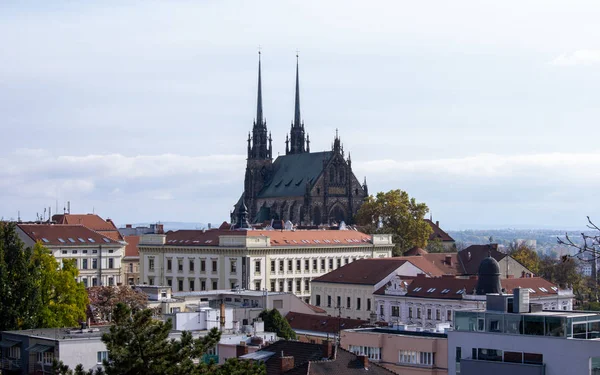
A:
[259,309,296,340]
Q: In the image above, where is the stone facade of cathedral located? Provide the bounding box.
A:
[232,55,368,226]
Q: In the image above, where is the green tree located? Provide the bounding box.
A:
[0,222,41,330]
[31,242,89,328]
[508,242,540,275]
[87,285,148,323]
[425,239,446,253]
[259,309,296,340]
[538,254,587,304]
[355,189,432,256]
[99,303,265,375]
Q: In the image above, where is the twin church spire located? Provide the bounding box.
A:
[248,53,308,160]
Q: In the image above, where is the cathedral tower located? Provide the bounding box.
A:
[286,55,308,155]
[243,52,273,221]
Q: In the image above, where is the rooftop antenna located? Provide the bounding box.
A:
[17,211,21,222]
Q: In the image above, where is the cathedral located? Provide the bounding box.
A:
[232,54,368,226]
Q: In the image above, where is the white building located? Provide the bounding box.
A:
[16,223,125,287]
[310,257,438,320]
[375,274,574,329]
[450,290,600,375]
[138,228,393,302]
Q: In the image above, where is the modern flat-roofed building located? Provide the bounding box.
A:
[138,228,393,302]
[16,223,125,287]
[341,326,449,374]
[449,289,600,375]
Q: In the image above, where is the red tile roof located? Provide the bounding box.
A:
[395,255,456,277]
[425,219,454,242]
[286,312,367,335]
[52,214,123,241]
[404,246,429,256]
[312,258,410,285]
[162,229,374,247]
[375,274,561,300]
[124,235,140,257]
[17,224,121,246]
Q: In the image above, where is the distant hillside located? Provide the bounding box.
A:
[447,228,589,257]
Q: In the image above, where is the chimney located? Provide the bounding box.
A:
[126,224,132,228]
[436,220,439,227]
[156,223,164,234]
[321,340,334,359]
[445,255,452,266]
[236,342,248,357]
[357,354,369,369]
[279,352,294,374]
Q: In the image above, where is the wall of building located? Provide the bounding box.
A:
[341,329,448,375]
[140,243,390,302]
[59,339,108,372]
[448,330,600,375]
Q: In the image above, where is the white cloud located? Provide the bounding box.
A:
[550,50,600,66]
[356,152,600,182]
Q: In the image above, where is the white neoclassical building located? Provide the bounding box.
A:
[375,274,574,329]
[16,223,125,287]
[138,228,393,302]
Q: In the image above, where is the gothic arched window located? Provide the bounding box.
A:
[329,167,335,183]
[339,168,345,184]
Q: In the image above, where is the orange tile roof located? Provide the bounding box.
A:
[375,274,561,300]
[312,258,411,285]
[17,224,121,246]
[124,235,140,257]
[162,229,374,247]
[424,219,454,242]
[52,214,123,241]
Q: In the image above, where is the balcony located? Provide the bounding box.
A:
[460,358,545,375]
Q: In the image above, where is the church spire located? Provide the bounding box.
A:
[287,53,307,155]
[256,51,264,128]
[249,51,269,160]
[294,53,301,128]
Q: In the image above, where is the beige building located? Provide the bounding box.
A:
[16,223,125,287]
[341,326,449,374]
[138,228,393,302]
[310,257,444,320]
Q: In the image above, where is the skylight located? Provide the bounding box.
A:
[78,238,85,243]
[427,288,436,293]
[68,238,75,243]
[412,287,422,292]
[88,238,95,243]
[441,289,450,294]
[528,288,536,293]
[42,238,49,243]
[58,238,66,243]
[551,286,558,291]
[103,238,111,243]
[456,289,465,294]
[539,287,548,292]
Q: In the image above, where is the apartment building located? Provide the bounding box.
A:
[341,326,449,375]
[16,224,125,287]
[310,257,442,320]
[449,289,600,375]
[138,228,393,302]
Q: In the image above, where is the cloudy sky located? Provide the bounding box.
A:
[2,0,600,229]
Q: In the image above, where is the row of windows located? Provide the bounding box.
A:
[385,305,453,321]
[399,350,434,366]
[349,345,381,360]
[153,277,219,292]
[268,257,360,274]
[66,257,117,270]
[315,295,371,311]
[149,258,218,273]
[81,276,116,287]
[60,249,115,255]
[267,279,311,293]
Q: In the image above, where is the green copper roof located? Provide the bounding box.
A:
[258,151,332,198]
